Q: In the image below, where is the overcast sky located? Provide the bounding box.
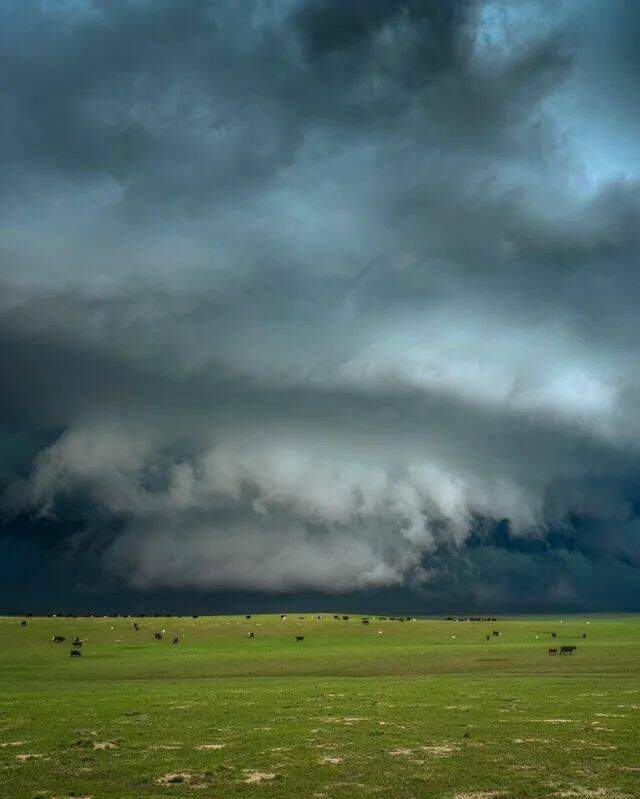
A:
[2,0,640,613]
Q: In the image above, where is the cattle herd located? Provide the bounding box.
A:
[14,615,585,656]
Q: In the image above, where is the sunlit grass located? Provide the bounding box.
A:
[1,614,639,798]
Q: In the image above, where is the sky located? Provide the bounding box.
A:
[2,0,640,614]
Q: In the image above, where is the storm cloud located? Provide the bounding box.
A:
[2,0,640,611]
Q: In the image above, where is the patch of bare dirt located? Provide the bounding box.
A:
[389,748,412,756]
[243,770,276,784]
[157,772,193,785]
[196,743,225,750]
[586,722,614,732]
[16,753,44,761]
[454,792,506,799]
[422,743,460,756]
[318,756,343,764]
[0,741,25,747]
[93,741,117,750]
[318,716,368,726]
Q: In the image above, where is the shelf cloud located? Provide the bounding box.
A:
[2,0,640,611]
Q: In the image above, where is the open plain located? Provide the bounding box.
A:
[1,614,639,799]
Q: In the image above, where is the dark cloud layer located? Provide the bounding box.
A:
[2,0,640,612]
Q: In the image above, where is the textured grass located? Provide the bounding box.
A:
[1,614,640,798]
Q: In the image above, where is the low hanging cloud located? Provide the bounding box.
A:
[2,0,640,608]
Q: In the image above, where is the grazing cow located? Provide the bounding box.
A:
[70,650,82,658]
[248,632,255,638]
[172,637,179,644]
[192,615,199,619]
[20,620,27,627]
[583,633,587,638]
[492,630,500,637]
[245,615,252,619]
[548,648,558,655]
[486,635,491,641]
[280,614,287,619]
[72,638,83,647]
[560,645,576,655]
[154,632,163,640]
[52,635,66,643]
[342,615,349,621]
[295,636,305,642]
[333,615,340,620]
[362,619,370,625]
[551,632,557,639]
[133,623,139,631]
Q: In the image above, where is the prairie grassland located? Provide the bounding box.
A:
[1,614,640,799]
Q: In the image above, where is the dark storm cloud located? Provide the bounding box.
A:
[2,0,640,610]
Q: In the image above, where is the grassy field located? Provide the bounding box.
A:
[1,613,640,799]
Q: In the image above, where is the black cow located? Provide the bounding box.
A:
[486,635,491,641]
[583,633,587,638]
[248,632,255,638]
[245,615,252,619]
[492,630,500,637]
[551,632,557,638]
[19,620,27,627]
[133,623,139,631]
[52,635,66,643]
[295,636,305,642]
[333,615,340,620]
[70,650,82,658]
[560,645,576,655]
[280,614,287,619]
[172,637,179,644]
[72,638,83,647]
[154,632,163,640]
[362,619,370,625]
[548,647,558,655]
[342,615,349,621]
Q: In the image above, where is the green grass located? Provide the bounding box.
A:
[1,613,640,798]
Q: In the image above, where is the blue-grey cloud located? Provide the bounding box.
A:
[2,0,640,610]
